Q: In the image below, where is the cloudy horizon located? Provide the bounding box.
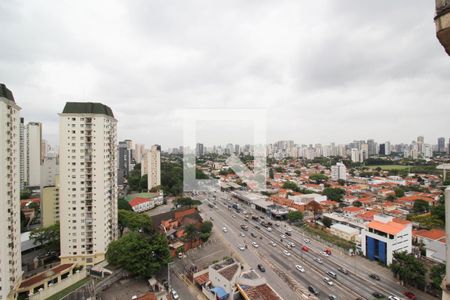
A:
[1,0,449,149]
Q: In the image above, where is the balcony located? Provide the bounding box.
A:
[435,0,450,55]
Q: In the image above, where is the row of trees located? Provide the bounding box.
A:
[184,221,213,242]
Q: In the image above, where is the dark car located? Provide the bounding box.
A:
[251,232,257,238]
[285,231,292,236]
[308,286,319,295]
[326,271,337,279]
[369,273,380,281]
[403,291,416,300]
[257,264,265,272]
[255,225,260,230]
[337,266,348,275]
[372,292,384,299]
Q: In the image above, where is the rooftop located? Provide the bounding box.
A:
[0,83,15,101]
[62,102,114,118]
[367,220,407,235]
[218,264,239,281]
[237,283,281,300]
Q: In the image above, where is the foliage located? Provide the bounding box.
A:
[274,166,284,173]
[282,181,300,192]
[140,174,148,191]
[390,251,426,289]
[353,201,362,207]
[106,231,171,278]
[30,223,60,253]
[322,187,345,202]
[20,189,32,200]
[413,200,430,214]
[184,224,198,241]
[219,168,235,176]
[287,211,303,224]
[322,216,332,228]
[337,179,346,186]
[386,195,396,201]
[303,225,355,251]
[118,209,153,236]
[196,169,209,179]
[394,187,405,198]
[430,263,445,290]
[269,168,274,179]
[309,173,328,182]
[174,197,202,207]
[28,202,40,211]
[161,160,183,196]
[118,197,132,211]
[128,164,143,192]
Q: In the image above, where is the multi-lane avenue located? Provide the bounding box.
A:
[196,190,418,300]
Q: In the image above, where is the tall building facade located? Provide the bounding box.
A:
[147,144,161,191]
[0,84,22,300]
[118,141,131,186]
[331,162,347,181]
[59,102,118,266]
[438,137,446,153]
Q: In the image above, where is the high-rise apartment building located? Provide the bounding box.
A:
[196,143,204,157]
[438,137,446,153]
[417,136,424,153]
[41,176,60,228]
[118,140,131,186]
[59,102,118,266]
[0,84,22,300]
[41,152,59,187]
[331,162,347,181]
[147,145,161,191]
[25,122,42,187]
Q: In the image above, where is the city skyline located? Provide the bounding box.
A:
[1,1,450,148]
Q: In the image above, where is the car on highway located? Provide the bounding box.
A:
[314,257,323,264]
[286,227,293,232]
[328,295,337,300]
[304,238,310,243]
[301,246,309,252]
[285,231,292,236]
[171,289,180,300]
[308,286,319,296]
[257,264,266,272]
[269,241,277,247]
[255,225,260,230]
[326,271,337,279]
[403,291,416,299]
[295,265,305,272]
[388,296,400,300]
[251,232,257,238]
[337,266,348,275]
[283,250,291,256]
[280,234,286,239]
[266,227,272,232]
[372,292,385,299]
[323,276,334,286]
[240,232,245,237]
[321,251,330,257]
[238,245,246,251]
[252,241,259,248]
[369,273,380,281]
[222,227,228,233]
[240,224,249,231]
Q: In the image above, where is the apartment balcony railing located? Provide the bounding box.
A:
[435,0,450,55]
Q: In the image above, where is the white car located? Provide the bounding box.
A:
[266,227,272,232]
[252,241,259,248]
[321,251,329,257]
[280,234,286,239]
[286,228,293,232]
[238,245,246,251]
[171,289,180,300]
[270,241,277,247]
[222,227,228,233]
[288,242,296,247]
[295,265,305,272]
[323,277,334,286]
[304,238,310,243]
[283,250,291,256]
[314,257,323,264]
[388,297,400,300]
[240,232,245,237]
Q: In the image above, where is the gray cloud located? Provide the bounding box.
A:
[1,0,449,149]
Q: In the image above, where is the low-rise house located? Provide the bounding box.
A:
[413,229,446,264]
[330,223,360,242]
[129,197,155,213]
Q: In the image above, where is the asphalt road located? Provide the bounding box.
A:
[196,190,424,300]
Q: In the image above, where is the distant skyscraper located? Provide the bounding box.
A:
[40,151,59,187]
[118,140,131,186]
[196,143,204,157]
[438,137,445,153]
[424,144,433,158]
[147,144,161,191]
[59,102,118,266]
[379,144,386,155]
[367,139,376,156]
[417,136,424,153]
[385,141,391,155]
[0,84,22,299]
[351,148,361,162]
[26,122,42,187]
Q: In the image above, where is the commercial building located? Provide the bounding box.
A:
[59,102,118,266]
[330,223,360,242]
[146,145,161,191]
[331,162,347,181]
[361,214,412,265]
[0,84,22,300]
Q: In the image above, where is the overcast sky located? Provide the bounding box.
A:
[1,0,449,149]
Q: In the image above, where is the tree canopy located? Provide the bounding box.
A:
[118,209,153,236]
[309,173,328,182]
[322,187,345,202]
[118,197,132,211]
[287,211,303,224]
[390,251,426,289]
[322,216,332,228]
[30,223,60,253]
[106,231,171,278]
[413,200,430,214]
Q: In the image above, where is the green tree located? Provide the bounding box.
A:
[140,174,148,191]
[174,197,201,207]
[269,168,274,179]
[282,181,300,192]
[30,223,60,253]
[386,195,396,201]
[118,198,132,211]
[184,224,198,241]
[106,232,170,278]
[430,263,445,290]
[287,211,303,224]
[337,179,346,186]
[309,174,328,182]
[322,187,345,202]
[161,160,183,196]
[199,221,213,242]
[390,251,426,289]
[353,201,362,207]
[413,200,430,214]
[322,216,332,228]
[20,189,32,199]
[394,187,405,198]
[196,169,209,179]
[118,209,153,236]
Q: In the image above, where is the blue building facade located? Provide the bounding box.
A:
[366,236,387,264]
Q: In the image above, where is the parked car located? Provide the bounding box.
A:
[257,264,266,272]
[369,273,380,281]
[308,286,319,296]
[171,289,180,300]
[402,291,416,300]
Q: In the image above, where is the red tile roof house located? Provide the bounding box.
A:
[150,207,204,257]
[342,206,365,217]
[395,195,436,209]
[129,197,155,213]
[413,229,446,264]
